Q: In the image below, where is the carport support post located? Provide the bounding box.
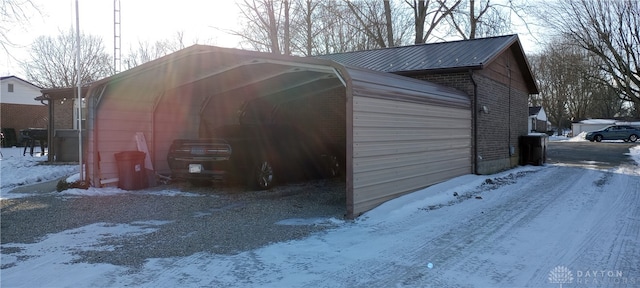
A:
[75,0,83,181]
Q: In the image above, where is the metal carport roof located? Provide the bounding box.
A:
[85,45,470,218]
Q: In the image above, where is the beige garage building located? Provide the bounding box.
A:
[83,45,471,218]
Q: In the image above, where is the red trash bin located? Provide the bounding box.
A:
[114,151,148,190]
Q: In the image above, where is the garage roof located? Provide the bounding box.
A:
[90,45,470,108]
[316,34,538,94]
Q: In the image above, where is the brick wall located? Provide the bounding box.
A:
[53,99,74,130]
[1,103,48,144]
[412,72,475,96]
[411,68,529,175]
[475,74,528,163]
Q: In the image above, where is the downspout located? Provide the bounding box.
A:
[507,58,513,157]
[469,69,478,175]
[89,85,107,187]
[40,95,54,162]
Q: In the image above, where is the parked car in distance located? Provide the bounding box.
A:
[585,125,640,142]
[167,124,341,189]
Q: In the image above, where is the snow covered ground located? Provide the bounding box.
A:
[1,140,640,287]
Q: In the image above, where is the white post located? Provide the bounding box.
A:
[75,0,83,181]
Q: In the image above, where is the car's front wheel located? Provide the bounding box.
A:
[629,134,638,142]
[251,158,275,190]
[595,135,603,142]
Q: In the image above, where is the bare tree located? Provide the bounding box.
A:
[587,84,627,119]
[21,29,112,88]
[384,0,394,46]
[442,0,528,39]
[291,0,318,56]
[234,0,291,54]
[407,0,460,44]
[344,1,387,48]
[313,1,376,54]
[530,38,626,129]
[539,0,640,117]
[529,49,569,130]
[283,0,291,55]
[343,0,412,48]
[1,0,39,55]
[233,0,408,55]
[122,31,191,70]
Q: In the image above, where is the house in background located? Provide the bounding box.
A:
[528,106,548,133]
[0,76,47,147]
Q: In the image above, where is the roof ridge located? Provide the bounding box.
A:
[0,75,43,89]
[320,34,518,56]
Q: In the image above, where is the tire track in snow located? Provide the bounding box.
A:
[410,166,603,287]
[300,166,625,287]
[561,171,640,284]
[111,166,639,288]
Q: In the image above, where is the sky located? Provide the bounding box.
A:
[1,0,244,78]
[1,136,640,287]
[1,0,543,80]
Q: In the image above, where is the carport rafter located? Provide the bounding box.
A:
[250,73,339,101]
[198,68,326,115]
[194,59,346,116]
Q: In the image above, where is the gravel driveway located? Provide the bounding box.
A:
[1,179,346,268]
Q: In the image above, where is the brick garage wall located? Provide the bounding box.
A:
[1,103,48,143]
[474,74,528,174]
[53,99,74,130]
[412,72,475,96]
[411,69,529,175]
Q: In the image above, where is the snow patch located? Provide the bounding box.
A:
[1,221,170,287]
[276,217,345,226]
[553,131,588,142]
[579,119,616,125]
[0,148,77,193]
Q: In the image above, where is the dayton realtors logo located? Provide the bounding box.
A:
[548,266,574,287]
[548,266,636,286]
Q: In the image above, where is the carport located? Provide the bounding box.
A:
[85,45,471,218]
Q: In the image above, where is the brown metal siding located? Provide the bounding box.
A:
[85,46,474,220]
[153,87,206,175]
[351,96,471,216]
[90,75,165,183]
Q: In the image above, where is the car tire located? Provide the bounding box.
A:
[595,135,603,142]
[629,134,638,142]
[251,157,275,190]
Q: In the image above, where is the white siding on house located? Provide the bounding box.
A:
[0,77,42,105]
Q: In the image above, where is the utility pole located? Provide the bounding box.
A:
[75,0,83,181]
[114,0,122,73]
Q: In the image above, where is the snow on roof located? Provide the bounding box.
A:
[579,119,616,124]
[619,121,640,126]
[578,119,640,126]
